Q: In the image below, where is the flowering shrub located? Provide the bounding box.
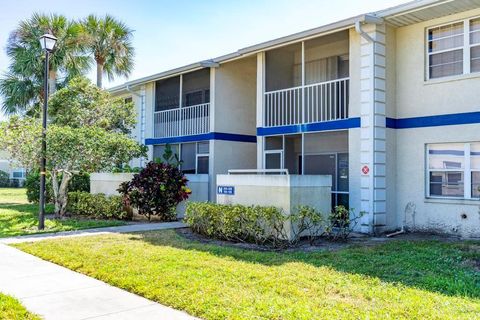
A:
[118,161,191,221]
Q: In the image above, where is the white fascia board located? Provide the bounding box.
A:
[108,0,455,94]
[236,15,362,55]
[375,0,451,18]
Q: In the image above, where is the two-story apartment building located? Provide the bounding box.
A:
[110,0,480,238]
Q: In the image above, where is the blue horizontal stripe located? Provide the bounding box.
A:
[257,117,360,136]
[145,132,257,145]
[387,112,480,129]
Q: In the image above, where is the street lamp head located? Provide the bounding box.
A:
[39,33,57,52]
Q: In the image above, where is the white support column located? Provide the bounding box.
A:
[256,52,265,169]
[359,22,387,234]
[178,74,184,137]
[139,85,147,167]
[209,67,216,202]
[209,67,216,133]
[301,41,305,124]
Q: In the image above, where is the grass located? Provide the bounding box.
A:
[0,188,125,237]
[0,293,39,320]
[14,230,480,320]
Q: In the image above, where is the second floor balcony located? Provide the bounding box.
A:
[153,69,210,138]
[263,30,350,128]
[264,77,349,127]
[154,102,210,138]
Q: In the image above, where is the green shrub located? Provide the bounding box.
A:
[185,202,288,247]
[0,170,10,187]
[186,203,363,247]
[67,191,131,220]
[26,171,90,203]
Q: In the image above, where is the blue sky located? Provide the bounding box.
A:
[0,0,406,118]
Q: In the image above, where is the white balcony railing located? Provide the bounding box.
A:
[154,103,210,138]
[264,78,349,127]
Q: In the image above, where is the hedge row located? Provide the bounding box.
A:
[185,202,361,248]
[185,202,287,247]
[67,191,132,220]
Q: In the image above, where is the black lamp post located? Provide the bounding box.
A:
[38,33,57,230]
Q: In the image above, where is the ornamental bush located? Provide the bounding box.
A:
[67,191,131,220]
[118,161,191,221]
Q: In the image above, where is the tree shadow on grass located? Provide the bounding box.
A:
[131,229,480,300]
[0,203,122,237]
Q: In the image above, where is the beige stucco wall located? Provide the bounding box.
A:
[214,56,257,135]
[211,139,257,201]
[393,8,480,237]
[348,28,362,228]
[396,125,480,238]
[385,24,398,230]
[396,8,480,118]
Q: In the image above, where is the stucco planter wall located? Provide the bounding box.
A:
[216,174,332,240]
[90,173,209,218]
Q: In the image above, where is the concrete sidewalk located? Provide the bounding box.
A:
[1,221,187,244]
[0,244,199,320]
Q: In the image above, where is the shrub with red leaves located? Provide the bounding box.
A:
[118,161,191,221]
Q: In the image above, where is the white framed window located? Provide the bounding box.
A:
[196,142,209,174]
[427,17,480,79]
[426,142,480,199]
[11,169,26,179]
[154,141,209,174]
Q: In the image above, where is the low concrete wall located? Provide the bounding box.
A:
[90,173,134,196]
[216,174,332,239]
[177,174,209,218]
[90,173,209,218]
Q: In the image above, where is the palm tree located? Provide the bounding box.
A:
[82,15,135,88]
[0,13,91,115]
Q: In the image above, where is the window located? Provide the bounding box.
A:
[427,17,480,79]
[184,89,209,107]
[153,142,209,174]
[181,143,196,174]
[427,142,480,199]
[155,77,180,111]
[124,97,133,104]
[12,170,25,179]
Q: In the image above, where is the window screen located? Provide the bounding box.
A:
[426,142,480,199]
[197,156,209,174]
[181,143,196,174]
[428,22,464,79]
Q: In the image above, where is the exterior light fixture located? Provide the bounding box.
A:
[38,33,57,230]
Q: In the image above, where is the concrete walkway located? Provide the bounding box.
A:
[1,221,186,244]
[0,230,199,320]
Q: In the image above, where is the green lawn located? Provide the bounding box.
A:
[0,293,39,320]
[14,230,480,320]
[0,188,125,237]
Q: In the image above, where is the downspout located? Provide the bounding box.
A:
[126,83,146,167]
[355,14,383,234]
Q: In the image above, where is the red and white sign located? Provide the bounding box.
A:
[361,165,370,175]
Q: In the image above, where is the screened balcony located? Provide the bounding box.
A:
[153,69,210,138]
[264,31,350,127]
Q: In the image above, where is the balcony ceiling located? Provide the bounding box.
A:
[378,0,480,27]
